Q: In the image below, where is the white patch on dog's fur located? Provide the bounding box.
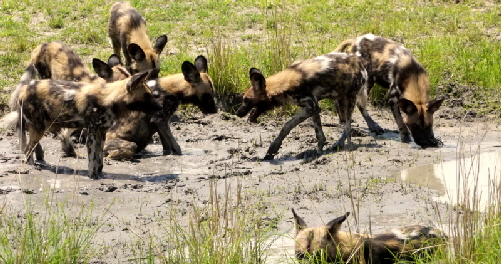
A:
[391,229,410,240]
[315,56,332,71]
[147,80,157,88]
[63,90,76,101]
[363,34,376,40]
[327,52,348,58]
[29,80,36,86]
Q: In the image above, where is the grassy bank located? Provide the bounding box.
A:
[1,0,501,113]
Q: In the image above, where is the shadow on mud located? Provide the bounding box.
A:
[36,162,179,182]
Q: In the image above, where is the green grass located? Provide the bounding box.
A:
[1,0,500,115]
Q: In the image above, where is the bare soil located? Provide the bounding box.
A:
[0,104,500,263]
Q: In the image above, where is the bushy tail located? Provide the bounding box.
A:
[9,64,37,111]
[0,111,19,129]
[333,38,356,53]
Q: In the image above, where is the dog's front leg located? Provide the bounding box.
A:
[154,118,181,155]
[86,129,105,179]
[388,96,411,143]
[264,96,318,160]
[311,113,326,154]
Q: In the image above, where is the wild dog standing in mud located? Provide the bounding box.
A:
[104,55,217,160]
[108,1,167,75]
[334,34,444,147]
[236,53,367,160]
[292,209,447,263]
[1,70,161,179]
[8,41,131,159]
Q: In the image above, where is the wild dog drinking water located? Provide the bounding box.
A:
[1,70,161,179]
[334,34,444,147]
[236,53,367,160]
[8,41,131,159]
[108,1,167,75]
[292,209,446,263]
[104,55,217,160]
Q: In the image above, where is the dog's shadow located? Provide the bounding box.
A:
[35,161,179,182]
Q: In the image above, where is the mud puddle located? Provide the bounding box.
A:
[394,148,501,212]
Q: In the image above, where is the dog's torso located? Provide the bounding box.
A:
[18,80,122,133]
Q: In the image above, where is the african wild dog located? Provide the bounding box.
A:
[292,209,446,263]
[103,55,217,160]
[7,41,131,159]
[236,53,367,160]
[2,70,161,179]
[334,34,444,147]
[108,1,167,75]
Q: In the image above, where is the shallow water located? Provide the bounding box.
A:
[395,150,501,211]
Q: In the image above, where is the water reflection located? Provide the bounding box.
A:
[396,150,501,211]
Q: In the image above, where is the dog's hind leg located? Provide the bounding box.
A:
[356,87,384,134]
[311,113,326,154]
[24,127,44,165]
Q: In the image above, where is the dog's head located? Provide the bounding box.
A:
[124,70,162,114]
[292,209,352,261]
[127,35,168,74]
[180,55,217,114]
[235,68,273,123]
[399,98,444,147]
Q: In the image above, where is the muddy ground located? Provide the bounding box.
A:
[0,103,500,263]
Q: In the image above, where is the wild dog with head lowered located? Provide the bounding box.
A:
[8,41,131,159]
[2,70,161,179]
[236,53,367,160]
[334,34,444,147]
[292,209,446,263]
[108,1,167,75]
[104,55,217,160]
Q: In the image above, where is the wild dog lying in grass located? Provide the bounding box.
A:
[236,53,367,160]
[334,34,444,147]
[292,209,447,263]
[103,55,217,160]
[8,41,131,159]
[1,70,161,179]
[108,1,167,75]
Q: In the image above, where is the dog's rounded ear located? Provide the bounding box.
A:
[326,212,350,235]
[147,68,160,80]
[182,61,201,83]
[92,58,113,79]
[126,71,150,93]
[427,98,444,113]
[194,55,208,73]
[128,43,146,61]
[292,208,308,236]
[108,54,123,67]
[154,35,168,55]
[399,98,418,115]
[249,68,265,92]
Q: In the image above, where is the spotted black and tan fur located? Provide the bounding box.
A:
[236,53,367,160]
[292,209,447,263]
[9,41,130,112]
[2,70,161,179]
[104,55,217,160]
[8,41,131,159]
[334,34,444,147]
[108,1,167,75]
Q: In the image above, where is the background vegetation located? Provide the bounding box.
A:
[1,0,500,113]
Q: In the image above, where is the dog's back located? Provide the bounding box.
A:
[108,1,167,74]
